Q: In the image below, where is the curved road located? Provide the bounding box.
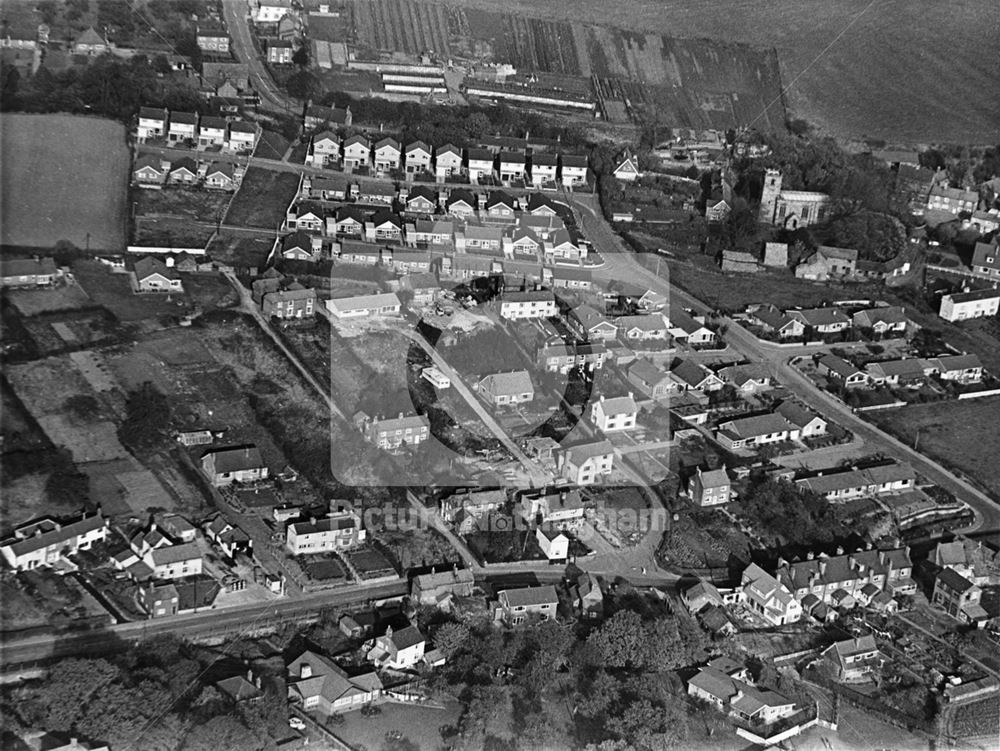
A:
[566,193,1000,532]
[222,0,300,114]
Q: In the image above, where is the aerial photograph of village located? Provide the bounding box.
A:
[0,0,998,749]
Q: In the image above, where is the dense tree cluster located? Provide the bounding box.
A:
[118,382,172,454]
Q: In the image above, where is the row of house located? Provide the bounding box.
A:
[715,401,828,450]
[304,131,589,186]
[133,154,245,191]
[818,352,986,388]
[749,304,914,339]
[135,107,260,152]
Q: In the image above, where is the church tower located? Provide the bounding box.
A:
[758,168,783,224]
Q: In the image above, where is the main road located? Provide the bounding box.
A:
[566,193,1000,532]
[221,0,300,115]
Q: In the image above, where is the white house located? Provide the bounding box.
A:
[530,153,558,186]
[560,154,588,186]
[225,121,258,153]
[0,512,108,571]
[590,394,638,432]
[343,135,371,170]
[741,563,802,625]
[939,288,1000,322]
[435,143,463,179]
[256,0,292,23]
[325,293,401,319]
[201,446,269,487]
[373,137,402,173]
[309,130,340,166]
[559,440,614,485]
[467,148,495,183]
[167,111,198,144]
[536,527,570,561]
[367,625,426,670]
[137,106,167,142]
[498,290,557,319]
[405,141,433,174]
[145,542,203,580]
[285,512,365,555]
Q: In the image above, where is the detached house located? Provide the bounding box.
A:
[613,150,640,182]
[373,137,402,173]
[167,111,198,144]
[817,354,869,387]
[137,106,168,142]
[530,153,558,186]
[198,116,227,148]
[853,306,909,336]
[466,148,495,183]
[342,135,371,170]
[279,230,321,261]
[404,141,433,174]
[145,542,203,580]
[687,663,797,726]
[286,512,365,555]
[796,463,916,502]
[617,314,669,341]
[932,568,987,624]
[262,285,316,319]
[485,190,517,218]
[404,185,437,214]
[536,527,570,561]
[822,636,884,683]
[971,241,1000,278]
[559,440,614,485]
[750,305,805,339]
[169,157,199,185]
[446,189,478,218]
[716,413,794,450]
[560,154,588,186]
[225,121,258,153]
[775,400,827,438]
[435,143,463,178]
[133,256,183,293]
[133,154,169,185]
[204,161,237,191]
[571,304,618,341]
[928,354,984,383]
[331,206,366,237]
[689,467,731,506]
[308,131,340,166]
[590,394,638,432]
[741,563,801,625]
[478,370,534,407]
[455,223,503,255]
[367,625,426,670]
[497,585,558,626]
[365,210,403,243]
[498,151,527,183]
[788,307,852,334]
[201,445,269,487]
[627,358,676,399]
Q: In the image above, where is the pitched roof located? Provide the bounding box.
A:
[944,288,1000,304]
[671,359,714,388]
[479,370,533,395]
[149,542,201,565]
[327,292,401,312]
[719,413,793,439]
[937,567,976,593]
[933,354,983,372]
[387,625,424,650]
[563,440,614,465]
[617,314,667,332]
[204,445,265,473]
[819,354,863,378]
[1,256,58,278]
[75,26,107,46]
[596,394,637,415]
[3,513,105,557]
[138,106,166,120]
[789,307,852,327]
[500,585,558,607]
[134,256,179,281]
[775,400,823,428]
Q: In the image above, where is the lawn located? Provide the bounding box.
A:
[74,260,191,322]
[1,114,128,252]
[224,167,300,229]
[868,397,1000,499]
[333,700,464,751]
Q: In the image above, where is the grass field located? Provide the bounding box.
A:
[868,397,1000,499]
[224,168,300,229]
[1,114,128,251]
[445,0,1000,142]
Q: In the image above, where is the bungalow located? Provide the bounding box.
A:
[864,358,925,386]
[367,625,426,670]
[373,137,402,173]
[551,266,592,289]
[497,585,559,626]
[627,358,676,399]
[612,150,640,182]
[198,116,227,148]
[303,104,352,130]
[536,527,570,561]
[822,635,884,683]
[342,135,371,170]
[498,290,556,319]
[455,223,503,254]
[168,157,199,185]
[167,111,198,144]
[795,246,858,280]
[0,257,62,288]
[559,440,614,485]
[356,185,396,207]
[667,306,716,346]
[404,185,437,214]
[365,210,403,243]
[817,354,869,387]
[637,289,667,311]
[775,400,827,438]
[466,148,496,183]
[286,511,365,555]
[788,307,852,334]
[287,650,383,714]
[560,154,588,186]
[137,106,168,142]
[750,305,805,339]
[716,413,795,450]
[485,190,517,218]
[331,206,366,237]
[286,201,326,233]
[571,304,618,341]
[444,254,498,280]
[478,370,534,407]
[279,230,321,261]
[670,360,724,392]
[0,512,108,571]
[689,466,732,506]
[547,229,585,262]
[325,292,401,319]
[133,154,169,185]
[590,394,638,432]
[435,143,463,178]
[390,250,433,274]
[929,354,984,383]
[741,562,802,625]
[404,141,433,174]
[853,306,909,336]
[201,446,269,487]
[617,314,669,341]
[204,161,236,191]
[507,227,543,259]
[337,241,382,266]
[73,26,109,55]
[498,151,527,183]
[795,463,917,502]
[225,121,258,153]
[400,272,440,306]
[446,189,478,218]
[134,256,183,293]
[530,153,559,186]
[681,579,727,614]
[939,288,1000,322]
[308,130,340,166]
[687,665,797,726]
[717,363,771,394]
[406,219,454,248]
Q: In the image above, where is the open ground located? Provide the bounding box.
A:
[1,114,128,251]
[442,0,1000,142]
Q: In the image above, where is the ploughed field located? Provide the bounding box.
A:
[424,0,999,142]
[1,114,128,252]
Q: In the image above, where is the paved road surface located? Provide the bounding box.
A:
[222,0,299,114]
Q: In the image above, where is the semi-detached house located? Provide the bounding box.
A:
[0,512,108,571]
[498,290,556,319]
[285,512,365,555]
[795,463,916,502]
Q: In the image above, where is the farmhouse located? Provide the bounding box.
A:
[590,394,638,432]
[0,512,108,571]
[939,288,1000,322]
[716,413,795,450]
[559,440,614,485]
[0,257,61,287]
[133,256,183,293]
[201,446,269,487]
[325,292,401,319]
[287,650,383,714]
[286,512,365,555]
[478,370,534,407]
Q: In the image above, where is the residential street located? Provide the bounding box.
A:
[221,0,300,115]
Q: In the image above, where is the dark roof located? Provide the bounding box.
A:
[3,513,105,557]
[170,111,199,125]
[499,151,526,164]
[204,445,265,473]
[486,190,516,209]
[447,188,477,207]
[170,157,198,174]
[139,106,166,120]
[1,256,59,278]
[134,256,179,281]
[937,567,976,593]
[501,585,558,607]
[387,625,425,650]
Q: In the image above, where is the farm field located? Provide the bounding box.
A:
[441,0,999,142]
[1,114,128,252]
[224,168,300,229]
[868,397,1000,500]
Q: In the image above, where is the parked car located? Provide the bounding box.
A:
[288,717,306,730]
